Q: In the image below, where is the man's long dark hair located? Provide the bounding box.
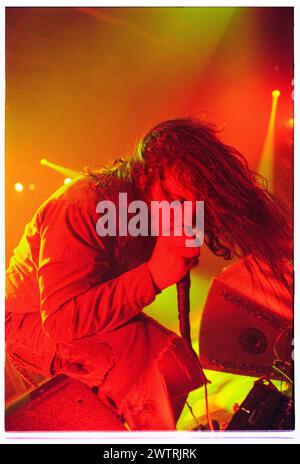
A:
[88,117,293,291]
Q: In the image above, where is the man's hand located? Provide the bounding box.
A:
[147,229,200,291]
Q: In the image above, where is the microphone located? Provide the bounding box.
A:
[176,272,192,346]
[177,271,209,383]
[177,271,212,428]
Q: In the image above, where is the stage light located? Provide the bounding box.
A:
[286,117,294,128]
[28,183,36,191]
[40,158,80,178]
[258,90,281,192]
[14,182,24,192]
[272,90,281,98]
[64,178,72,185]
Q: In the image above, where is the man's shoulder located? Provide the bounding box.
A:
[36,175,135,224]
[37,176,105,216]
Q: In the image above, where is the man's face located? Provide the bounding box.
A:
[147,170,196,204]
[146,170,198,233]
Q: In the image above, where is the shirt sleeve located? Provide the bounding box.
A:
[37,195,157,342]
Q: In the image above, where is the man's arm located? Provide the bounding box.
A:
[37,196,157,342]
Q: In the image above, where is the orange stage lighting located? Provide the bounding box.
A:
[28,183,36,192]
[272,89,281,98]
[258,89,281,191]
[14,182,24,192]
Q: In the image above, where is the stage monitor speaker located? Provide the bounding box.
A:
[6,375,127,431]
[199,258,293,379]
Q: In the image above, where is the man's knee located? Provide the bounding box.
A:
[158,338,203,397]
